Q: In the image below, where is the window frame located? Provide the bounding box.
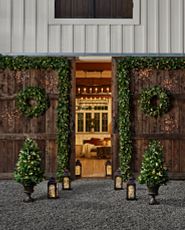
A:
[49,0,140,25]
[76,110,109,133]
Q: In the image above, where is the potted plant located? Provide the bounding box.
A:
[14,138,44,202]
[138,140,169,205]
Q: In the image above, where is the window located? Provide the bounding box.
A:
[77,113,84,132]
[55,0,133,19]
[49,0,140,25]
[76,104,109,133]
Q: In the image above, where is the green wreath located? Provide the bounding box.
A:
[16,86,50,118]
[139,86,170,117]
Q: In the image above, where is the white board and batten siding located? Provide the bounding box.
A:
[0,0,185,55]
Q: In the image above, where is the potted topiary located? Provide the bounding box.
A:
[14,138,44,202]
[138,140,169,205]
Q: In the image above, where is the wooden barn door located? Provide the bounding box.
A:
[131,69,185,179]
[0,69,60,179]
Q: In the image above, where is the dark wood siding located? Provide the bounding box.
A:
[55,0,133,18]
[0,69,60,178]
[131,69,185,179]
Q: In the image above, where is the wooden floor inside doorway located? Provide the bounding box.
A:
[77,158,108,177]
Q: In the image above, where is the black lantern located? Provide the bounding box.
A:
[114,168,123,190]
[105,160,112,177]
[126,177,136,200]
[47,177,58,199]
[75,160,82,179]
[62,169,71,190]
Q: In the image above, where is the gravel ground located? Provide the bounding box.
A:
[1,179,185,230]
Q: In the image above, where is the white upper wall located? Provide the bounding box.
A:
[0,0,185,55]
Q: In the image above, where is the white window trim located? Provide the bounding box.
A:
[49,0,140,25]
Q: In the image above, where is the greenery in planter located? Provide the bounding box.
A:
[14,138,44,186]
[16,86,50,118]
[0,55,70,181]
[138,140,169,187]
[139,85,170,117]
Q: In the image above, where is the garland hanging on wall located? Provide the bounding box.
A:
[117,57,185,181]
[16,86,50,118]
[117,64,132,181]
[0,55,70,181]
[139,85,170,117]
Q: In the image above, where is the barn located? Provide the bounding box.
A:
[0,0,185,179]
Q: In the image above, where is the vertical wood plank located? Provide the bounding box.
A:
[172,140,180,172]
[98,25,111,53]
[12,0,24,52]
[180,140,185,172]
[159,0,169,53]
[170,0,183,53]
[141,0,148,52]
[24,0,36,52]
[36,0,48,52]
[134,26,144,53]
[147,0,159,53]
[74,25,85,53]
[110,25,122,53]
[61,25,73,53]
[112,58,119,174]
[122,25,134,53]
[0,0,11,52]
[48,25,61,52]
[85,25,98,53]
[70,59,76,179]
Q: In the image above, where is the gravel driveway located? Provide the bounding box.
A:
[0,179,185,230]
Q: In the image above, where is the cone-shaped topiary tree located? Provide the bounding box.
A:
[138,140,168,187]
[14,138,44,202]
[138,140,169,205]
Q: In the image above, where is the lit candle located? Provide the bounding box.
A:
[95,88,98,93]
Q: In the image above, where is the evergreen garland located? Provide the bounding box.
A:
[117,63,132,181]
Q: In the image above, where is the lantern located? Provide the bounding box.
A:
[126,177,136,200]
[114,168,123,190]
[62,169,71,190]
[47,177,58,199]
[105,160,112,177]
[75,160,82,179]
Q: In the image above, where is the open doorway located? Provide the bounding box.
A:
[75,58,112,177]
